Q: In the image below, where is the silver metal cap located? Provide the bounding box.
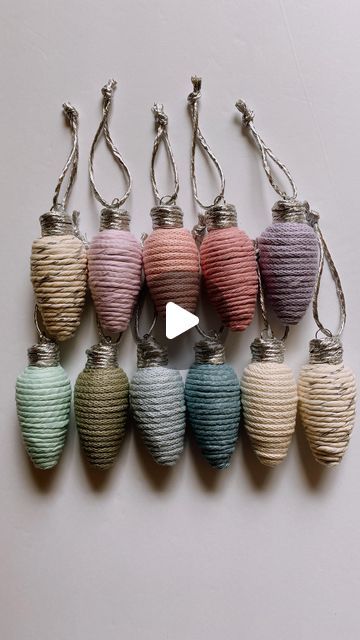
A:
[100,208,130,231]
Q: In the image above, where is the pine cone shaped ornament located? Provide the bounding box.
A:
[258,200,319,325]
[241,336,297,467]
[298,337,356,466]
[143,205,200,315]
[74,341,129,469]
[88,209,142,336]
[200,204,258,331]
[185,336,241,468]
[16,340,71,469]
[130,336,186,465]
[31,210,87,341]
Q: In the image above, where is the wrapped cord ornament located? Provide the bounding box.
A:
[16,310,71,469]
[74,333,129,470]
[129,291,186,465]
[143,104,200,315]
[88,80,142,336]
[188,78,258,331]
[298,218,356,466]
[185,327,240,468]
[240,257,298,467]
[236,100,318,325]
[31,103,87,341]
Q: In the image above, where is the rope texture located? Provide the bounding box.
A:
[185,363,240,468]
[16,364,71,469]
[298,362,356,466]
[241,362,297,467]
[31,235,87,341]
[74,367,129,469]
[143,228,200,315]
[88,229,142,334]
[258,222,318,325]
[200,227,258,331]
[130,367,186,465]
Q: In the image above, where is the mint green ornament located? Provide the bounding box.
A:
[16,341,71,470]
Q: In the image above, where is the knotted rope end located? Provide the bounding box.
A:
[152,103,168,129]
[102,78,117,101]
[188,75,202,105]
[235,99,254,127]
[62,102,79,123]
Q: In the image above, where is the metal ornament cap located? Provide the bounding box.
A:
[28,340,60,367]
[205,203,238,230]
[100,208,131,231]
[40,211,74,236]
[150,204,184,229]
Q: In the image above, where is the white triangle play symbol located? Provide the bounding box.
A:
[166,302,199,339]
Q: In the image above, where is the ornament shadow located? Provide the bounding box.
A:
[24,452,60,492]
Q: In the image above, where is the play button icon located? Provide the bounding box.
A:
[166,302,199,339]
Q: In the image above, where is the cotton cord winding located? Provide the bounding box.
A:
[258,200,319,325]
[31,211,87,341]
[16,341,71,470]
[130,336,186,466]
[236,100,319,325]
[298,337,356,466]
[143,103,200,315]
[199,204,258,331]
[143,206,200,315]
[187,79,258,330]
[74,342,129,469]
[88,80,142,335]
[184,337,240,469]
[241,337,297,467]
[31,99,87,342]
[88,210,142,335]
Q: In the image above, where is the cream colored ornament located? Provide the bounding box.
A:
[30,103,87,342]
[241,336,297,467]
[31,211,87,342]
[298,337,356,466]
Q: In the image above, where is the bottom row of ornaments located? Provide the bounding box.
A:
[15,334,356,471]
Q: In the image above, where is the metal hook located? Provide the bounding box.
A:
[134,283,157,341]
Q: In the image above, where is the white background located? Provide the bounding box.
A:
[1,1,360,638]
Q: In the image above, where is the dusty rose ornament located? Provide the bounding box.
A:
[87,80,142,337]
[143,104,200,316]
[188,77,258,332]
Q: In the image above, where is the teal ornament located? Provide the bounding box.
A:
[130,336,186,466]
[16,340,71,470]
[185,337,240,468]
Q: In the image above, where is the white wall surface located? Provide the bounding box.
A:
[1,1,360,638]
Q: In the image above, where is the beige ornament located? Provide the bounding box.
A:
[31,210,87,342]
[298,337,356,466]
[241,336,297,467]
